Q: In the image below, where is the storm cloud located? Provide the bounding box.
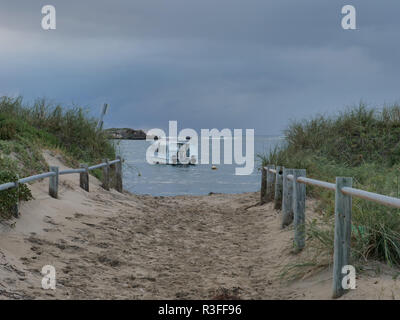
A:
[0,0,399,134]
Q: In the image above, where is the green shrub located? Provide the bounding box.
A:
[0,170,32,219]
[0,117,17,140]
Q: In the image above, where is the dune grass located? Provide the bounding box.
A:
[259,103,400,267]
[0,96,115,164]
[0,96,116,218]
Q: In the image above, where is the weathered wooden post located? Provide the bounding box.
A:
[12,174,19,218]
[266,165,275,202]
[260,166,267,204]
[49,166,59,199]
[101,159,110,191]
[293,169,306,252]
[79,164,89,192]
[96,103,108,131]
[332,177,353,299]
[282,168,294,228]
[274,166,283,210]
[115,156,123,193]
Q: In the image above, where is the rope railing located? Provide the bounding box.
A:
[260,164,400,299]
[1,156,123,218]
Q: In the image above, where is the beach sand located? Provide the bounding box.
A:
[0,152,400,300]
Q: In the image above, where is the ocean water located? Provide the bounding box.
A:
[117,136,283,196]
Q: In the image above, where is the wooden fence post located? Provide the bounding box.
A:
[282,168,294,228]
[49,166,59,199]
[115,156,123,193]
[293,169,306,252]
[274,166,283,210]
[12,175,19,218]
[102,159,110,191]
[332,177,353,299]
[260,167,267,204]
[80,164,89,192]
[266,165,275,202]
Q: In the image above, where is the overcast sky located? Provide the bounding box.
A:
[0,1,399,134]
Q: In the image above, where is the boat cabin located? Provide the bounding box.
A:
[150,136,198,165]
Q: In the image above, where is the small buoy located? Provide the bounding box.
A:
[211,165,217,170]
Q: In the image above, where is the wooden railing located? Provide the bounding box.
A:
[261,164,400,298]
[1,156,123,218]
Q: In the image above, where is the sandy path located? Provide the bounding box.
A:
[1,153,400,300]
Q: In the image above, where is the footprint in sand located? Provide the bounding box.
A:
[74,213,85,218]
[43,216,60,226]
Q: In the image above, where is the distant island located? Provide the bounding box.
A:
[104,128,147,140]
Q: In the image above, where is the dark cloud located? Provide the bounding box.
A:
[0,0,400,134]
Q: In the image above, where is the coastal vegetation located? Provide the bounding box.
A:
[0,96,115,218]
[260,103,400,268]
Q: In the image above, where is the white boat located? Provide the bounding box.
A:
[149,136,198,165]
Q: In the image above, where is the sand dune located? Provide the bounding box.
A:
[0,153,400,299]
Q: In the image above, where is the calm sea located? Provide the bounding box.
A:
[116,136,283,196]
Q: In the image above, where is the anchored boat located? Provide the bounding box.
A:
[149,136,198,165]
